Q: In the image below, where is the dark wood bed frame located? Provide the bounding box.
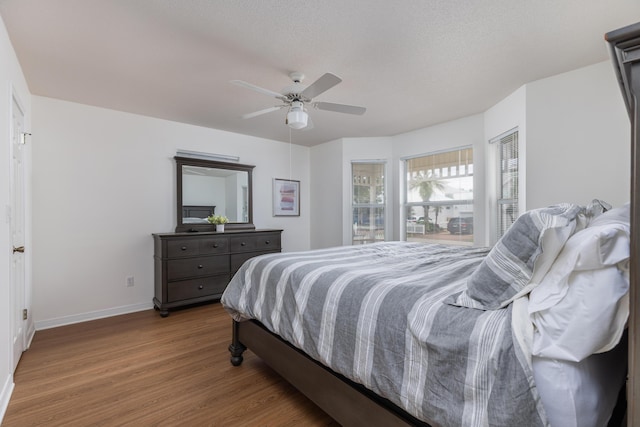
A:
[607,21,640,427]
[182,205,215,218]
[228,22,640,427]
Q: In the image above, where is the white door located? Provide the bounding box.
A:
[10,92,27,372]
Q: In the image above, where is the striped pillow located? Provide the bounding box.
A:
[451,203,584,310]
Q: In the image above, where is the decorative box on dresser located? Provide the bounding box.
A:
[153,229,282,317]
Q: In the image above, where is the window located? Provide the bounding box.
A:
[352,162,386,245]
[404,148,473,245]
[494,130,519,238]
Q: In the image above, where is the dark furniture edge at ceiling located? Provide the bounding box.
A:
[606,21,640,427]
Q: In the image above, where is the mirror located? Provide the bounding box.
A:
[175,156,255,232]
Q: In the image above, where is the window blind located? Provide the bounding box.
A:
[496,131,519,237]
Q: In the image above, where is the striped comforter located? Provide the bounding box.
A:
[221,242,547,426]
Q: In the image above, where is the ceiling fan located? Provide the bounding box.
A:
[231,72,366,130]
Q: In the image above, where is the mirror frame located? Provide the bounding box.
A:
[175,156,256,232]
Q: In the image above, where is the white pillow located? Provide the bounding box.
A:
[529,206,630,362]
[588,202,630,228]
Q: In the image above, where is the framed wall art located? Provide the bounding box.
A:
[273,178,300,216]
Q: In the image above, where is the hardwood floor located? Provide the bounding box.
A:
[3,303,340,426]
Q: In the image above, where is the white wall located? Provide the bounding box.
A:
[31,96,310,328]
[484,85,527,245]
[310,139,343,249]
[309,116,485,247]
[310,119,487,248]
[309,61,629,250]
[0,14,31,422]
[526,61,629,208]
[183,174,224,207]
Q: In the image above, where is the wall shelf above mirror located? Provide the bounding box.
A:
[175,156,255,232]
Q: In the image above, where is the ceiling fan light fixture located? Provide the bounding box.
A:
[287,102,308,129]
[233,72,365,131]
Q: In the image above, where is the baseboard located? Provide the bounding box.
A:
[0,374,15,424]
[25,321,36,349]
[35,302,154,330]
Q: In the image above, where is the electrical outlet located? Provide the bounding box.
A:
[126,276,135,287]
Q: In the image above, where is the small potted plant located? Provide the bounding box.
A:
[207,214,229,232]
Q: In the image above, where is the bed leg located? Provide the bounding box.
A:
[229,320,246,366]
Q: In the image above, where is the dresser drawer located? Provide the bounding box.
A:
[167,255,229,280]
[198,237,229,254]
[229,235,257,252]
[167,275,229,302]
[256,233,281,251]
[166,239,200,258]
[230,233,281,253]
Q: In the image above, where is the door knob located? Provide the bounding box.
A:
[13,246,25,253]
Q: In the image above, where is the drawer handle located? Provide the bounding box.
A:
[265,240,270,244]
[241,242,246,246]
[198,285,204,290]
[213,243,218,248]
[181,246,187,251]
[197,264,204,269]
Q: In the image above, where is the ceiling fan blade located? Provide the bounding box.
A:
[241,106,284,119]
[314,102,366,115]
[231,80,285,100]
[300,73,342,99]
[302,116,314,131]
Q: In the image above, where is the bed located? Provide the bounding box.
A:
[181,205,215,224]
[221,22,640,427]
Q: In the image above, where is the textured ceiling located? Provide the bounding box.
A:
[1,0,639,146]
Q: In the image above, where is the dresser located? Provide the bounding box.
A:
[153,229,282,317]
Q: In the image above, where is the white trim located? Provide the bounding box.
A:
[8,83,28,373]
[488,126,518,144]
[176,149,240,163]
[25,323,35,349]
[400,144,473,161]
[350,159,387,164]
[399,159,408,240]
[34,302,154,331]
[488,127,520,245]
[486,140,499,245]
[401,146,475,242]
[0,374,15,424]
[350,160,388,244]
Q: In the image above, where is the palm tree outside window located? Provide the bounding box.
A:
[404,147,474,245]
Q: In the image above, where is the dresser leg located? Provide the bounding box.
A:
[229,320,246,366]
[153,301,170,317]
